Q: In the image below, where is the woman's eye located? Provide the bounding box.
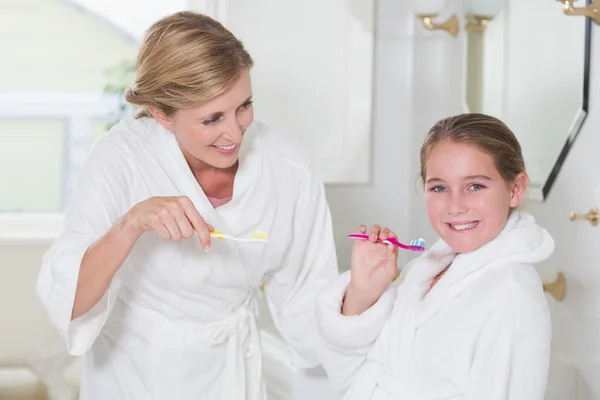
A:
[202,117,220,126]
[431,186,446,193]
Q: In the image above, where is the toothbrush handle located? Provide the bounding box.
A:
[230,237,267,243]
[210,233,267,243]
[347,234,424,251]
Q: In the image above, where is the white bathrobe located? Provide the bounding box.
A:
[316,211,554,400]
[35,117,338,400]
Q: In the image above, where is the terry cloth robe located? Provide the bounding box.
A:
[317,210,554,400]
[36,117,339,400]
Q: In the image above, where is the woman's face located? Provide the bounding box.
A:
[154,69,254,170]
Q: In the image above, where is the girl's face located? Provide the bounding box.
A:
[423,141,528,253]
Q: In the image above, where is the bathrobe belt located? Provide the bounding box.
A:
[360,363,460,400]
[376,373,422,400]
[112,291,264,400]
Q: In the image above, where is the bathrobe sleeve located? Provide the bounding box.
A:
[36,139,129,356]
[464,288,551,400]
[315,270,398,391]
[262,166,340,368]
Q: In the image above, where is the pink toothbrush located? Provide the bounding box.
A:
[347,234,426,252]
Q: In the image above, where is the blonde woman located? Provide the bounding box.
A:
[36,11,338,400]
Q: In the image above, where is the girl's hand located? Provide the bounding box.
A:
[342,224,398,315]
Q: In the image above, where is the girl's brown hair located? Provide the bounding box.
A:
[125,11,254,118]
[420,113,526,183]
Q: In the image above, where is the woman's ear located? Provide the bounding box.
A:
[509,172,529,208]
[148,107,174,132]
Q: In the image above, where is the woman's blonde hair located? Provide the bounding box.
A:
[420,113,526,184]
[125,11,254,118]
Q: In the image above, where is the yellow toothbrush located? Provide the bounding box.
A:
[210,231,269,243]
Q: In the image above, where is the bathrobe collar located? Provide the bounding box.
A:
[400,210,554,328]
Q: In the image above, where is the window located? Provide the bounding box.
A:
[1,0,375,218]
[0,0,190,213]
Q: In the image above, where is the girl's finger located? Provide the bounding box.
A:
[369,224,381,241]
[380,227,391,240]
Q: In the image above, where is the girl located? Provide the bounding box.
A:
[316,113,554,399]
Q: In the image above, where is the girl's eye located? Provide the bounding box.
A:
[469,184,485,191]
[430,186,446,193]
[238,100,253,111]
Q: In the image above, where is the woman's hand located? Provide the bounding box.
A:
[342,224,399,315]
[128,196,214,249]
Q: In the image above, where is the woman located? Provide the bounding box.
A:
[36,11,338,400]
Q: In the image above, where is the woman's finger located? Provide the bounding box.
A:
[358,224,367,234]
[178,196,211,249]
[156,207,182,240]
[155,224,172,240]
[177,215,195,239]
[168,202,195,239]
[163,216,182,240]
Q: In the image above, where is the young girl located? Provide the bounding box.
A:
[316,113,554,400]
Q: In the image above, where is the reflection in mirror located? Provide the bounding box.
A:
[465,0,591,201]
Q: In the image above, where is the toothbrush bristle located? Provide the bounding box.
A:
[409,238,425,248]
[250,232,268,240]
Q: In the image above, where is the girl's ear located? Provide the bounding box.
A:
[509,172,529,208]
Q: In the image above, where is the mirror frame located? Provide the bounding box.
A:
[539,5,592,201]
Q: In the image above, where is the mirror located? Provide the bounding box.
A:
[465,0,592,201]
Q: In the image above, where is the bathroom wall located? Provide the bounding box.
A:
[399,1,600,398]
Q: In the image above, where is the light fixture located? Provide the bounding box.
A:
[417,14,460,37]
[463,0,505,114]
[556,0,600,25]
[465,0,506,31]
[465,15,494,32]
[410,0,460,37]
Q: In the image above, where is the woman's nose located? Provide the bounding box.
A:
[223,117,243,143]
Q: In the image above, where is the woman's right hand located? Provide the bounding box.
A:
[128,196,214,250]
